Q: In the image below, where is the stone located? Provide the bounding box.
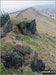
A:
[31,59,45,72]
[3,20,12,33]
[17,19,36,36]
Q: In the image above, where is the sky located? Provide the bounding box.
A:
[1,1,55,13]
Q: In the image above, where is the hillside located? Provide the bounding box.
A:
[0,8,56,75]
[10,8,56,36]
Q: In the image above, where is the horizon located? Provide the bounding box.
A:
[1,1,55,14]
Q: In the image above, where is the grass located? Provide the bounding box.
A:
[23,34,56,51]
[18,72,40,75]
[0,63,40,75]
[38,16,56,23]
[10,16,31,26]
[41,34,56,48]
[1,30,56,74]
[1,33,13,49]
[1,39,12,56]
[9,11,19,20]
[0,63,7,74]
[23,35,43,50]
[43,16,56,23]
[36,15,56,36]
[23,34,56,69]
[1,10,56,74]
[0,32,15,56]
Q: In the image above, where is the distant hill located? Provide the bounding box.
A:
[15,8,56,19]
[10,8,56,36]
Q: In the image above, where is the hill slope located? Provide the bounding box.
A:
[10,8,56,36]
[1,8,56,74]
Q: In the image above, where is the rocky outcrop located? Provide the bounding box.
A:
[3,20,12,33]
[1,20,12,38]
[31,59,45,72]
[17,19,36,36]
[4,46,45,72]
[4,46,32,69]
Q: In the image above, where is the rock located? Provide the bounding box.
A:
[1,32,6,38]
[3,20,12,33]
[4,46,32,69]
[17,19,36,36]
[31,59,45,72]
[1,20,13,38]
[30,19,36,34]
[4,45,45,72]
[15,35,20,40]
[5,47,25,68]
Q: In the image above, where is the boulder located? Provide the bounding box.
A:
[31,59,45,72]
[3,20,12,33]
[17,19,36,36]
[4,46,32,69]
[1,20,13,38]
[1,32,6,38]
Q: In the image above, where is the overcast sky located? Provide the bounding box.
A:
[1,1,55,13]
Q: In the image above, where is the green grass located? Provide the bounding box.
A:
[0,63,40,75]
[1,30,56,73]
[41,34,56,48]
[23,34,56,65]
[23,35,43,50]
[1,34,12,49]
[0,63,7,74]
[18,72,40,75]
[12,18,31,25]
[1,40,12,56]
[10,11,19,20]
[0,32,14,56]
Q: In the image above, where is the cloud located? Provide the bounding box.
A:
[1,1,55,13]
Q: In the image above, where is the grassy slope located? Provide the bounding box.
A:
[9,9,56,36]
[1,32,56,74]
[0,32,40,74]
[22,34,56,70]
[1,9,56,74]
[10,11,20,20]
[0,63,40,75]
[36,16,56,36]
